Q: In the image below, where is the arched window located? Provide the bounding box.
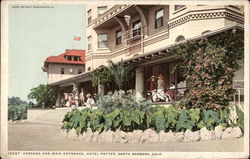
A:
[175,35,185,42]
[201,30,212,35]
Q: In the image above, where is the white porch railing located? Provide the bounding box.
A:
[233,80,244,109]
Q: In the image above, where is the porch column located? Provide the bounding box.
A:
[135,67,144,99]
[98,81,105,96]
[55,87,61,107]
[72,82,80,94]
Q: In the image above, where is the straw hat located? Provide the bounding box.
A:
[158,74,165,79]
[86,93,91,98]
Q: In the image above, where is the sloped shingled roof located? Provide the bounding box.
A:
[44,49,85,65]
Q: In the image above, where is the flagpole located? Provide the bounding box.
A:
[73,36,75,49]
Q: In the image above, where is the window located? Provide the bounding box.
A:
[116,30,122,45]
[132,20,141,37]
[98,34,108,48]
[174,5,185,11]
[87,9,92,25]
[78,69,83,74]
[61,68,64,74]
[68,56,72,61]
[98,6,107,15]
[175,35,185,42]
[74,57,78,61]
[87,36,92,50]
[201,30,211,35]
[155,9,163,29]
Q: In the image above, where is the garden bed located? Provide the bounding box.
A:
[61,126,243,143]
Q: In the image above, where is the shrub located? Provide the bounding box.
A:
[96,90,151,114]
[8,104,28,121]
[62,105,242,134]
[171,30,244,110]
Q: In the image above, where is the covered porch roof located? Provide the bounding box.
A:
[49,23,243,87]
[123,23,244,65]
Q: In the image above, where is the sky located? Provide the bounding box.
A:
[8,4,86,101]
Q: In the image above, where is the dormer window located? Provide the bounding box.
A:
[65,55,80,61]
[74,57,78,61]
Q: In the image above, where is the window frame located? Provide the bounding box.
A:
[132,20,141,37]
[174,5,185,11]
[78,69,83,74]
[97,33,108,48]
[61,68,65,74]
[87,36,92,51]
[73,56,78,61]
[155,8,164,29]
[115,29,122,46]
[87,9,92,25]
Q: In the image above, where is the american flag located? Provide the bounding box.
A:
[73,36,81,41]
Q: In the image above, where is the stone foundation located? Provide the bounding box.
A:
[61,126,243,143]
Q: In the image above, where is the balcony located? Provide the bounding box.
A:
[92,4,134,29]
[123,28,142,42]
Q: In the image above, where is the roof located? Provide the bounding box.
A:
[44,49,85,66]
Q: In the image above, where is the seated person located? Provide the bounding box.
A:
[166,82,176,101]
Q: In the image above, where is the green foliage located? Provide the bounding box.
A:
[91,60,134,90]
[165,106,178,130]
[62,106,236,133]
[96,90,151,114]
[202,109,220,130]
[8,104,27,121]
[171,30,244,110]
[8,97,27,106]
[236,106,244,131]
[28,84,58,108]
[176,109,194,132]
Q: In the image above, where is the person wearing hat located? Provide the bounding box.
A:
[79,88,85,106]
[86,93,95,109]
[70,94,76,110]
[149,75,157,91]
[147,75,157,102]
[157,74,166,101]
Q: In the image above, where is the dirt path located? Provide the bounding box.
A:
[8,122,243,151]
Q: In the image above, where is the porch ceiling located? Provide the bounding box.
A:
[49,71,92,87]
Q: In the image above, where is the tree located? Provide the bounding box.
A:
[8,96,27,106]
[28,84,58,108]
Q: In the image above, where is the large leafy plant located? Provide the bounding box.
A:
[91,60,134,90]
[62,106,242,134]
[96,90,150,114]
